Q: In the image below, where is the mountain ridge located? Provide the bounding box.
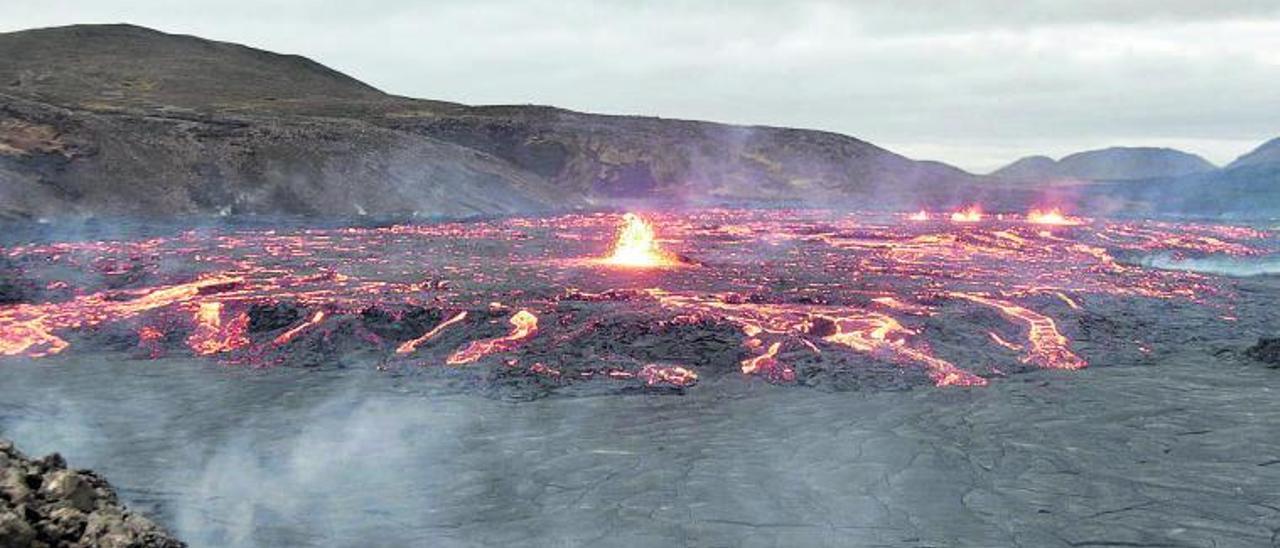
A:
[991,146,1217,182]
[0,23,986,221]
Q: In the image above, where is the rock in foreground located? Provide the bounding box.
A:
[0,439,184,548]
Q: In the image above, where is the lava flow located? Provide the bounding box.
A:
[1027,208,1081,226]
[950,206,983,223]
[599,213,681,268]
[0,208,1273,395]
[446,309,538,365]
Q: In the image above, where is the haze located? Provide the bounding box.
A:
[4,0,1278,172]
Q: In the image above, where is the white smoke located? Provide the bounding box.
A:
[1136,253,1280,277]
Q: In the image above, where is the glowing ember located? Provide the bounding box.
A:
[950,206,984,223]
[601,213,680,268]
[447,309,538,365]
[1027,208,1081,226]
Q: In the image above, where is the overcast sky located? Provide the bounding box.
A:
[4,1,1278,172]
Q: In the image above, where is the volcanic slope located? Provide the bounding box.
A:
[0,23,984,220]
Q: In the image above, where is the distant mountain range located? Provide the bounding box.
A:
[989,142,1280,219]
[1227,137,1280,170]
[991,147,1217,182]
[0,24,1276,221]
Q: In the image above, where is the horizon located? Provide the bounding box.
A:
[3,1,1279,172]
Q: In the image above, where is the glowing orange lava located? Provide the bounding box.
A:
[950,206,983,223]
[0,208,1266,393]
[186,302,250,355]
[447,309,538,365]
[395,311,468,355]
[951,292,1087,370]
[601,213,680,268]
[272,311,326,346]
[1027,208,1081,226]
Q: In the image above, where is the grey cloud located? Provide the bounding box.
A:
[2,1,1277,171]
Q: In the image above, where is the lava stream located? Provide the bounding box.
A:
[395,311,468,355]
[951,292,1087,370]
[446,309,539,365]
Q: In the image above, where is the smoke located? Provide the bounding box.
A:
[1134,253,1280,277]
[168,391,472,546]
[0,357,605,547]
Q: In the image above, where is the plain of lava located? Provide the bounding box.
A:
[1,208,1275,399]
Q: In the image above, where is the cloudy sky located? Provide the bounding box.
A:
[5,1,1278,172]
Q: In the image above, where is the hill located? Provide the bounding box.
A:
[992,147,1216,182]
[0,24,982,221]
[1227,137,1280,169]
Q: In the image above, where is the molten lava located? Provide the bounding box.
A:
[446,309,538,365]
[1027,208,1080,226]
[395,311,468,355]
[0,208,1270,393]
[950,206,984,223]
[186,302,250,355]
[601,213,680,268]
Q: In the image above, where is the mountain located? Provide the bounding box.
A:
[989,155,1058,180]
[1077,163,1280,220]
[992,147,1216,182]
[1227,137,1280,169]
[0,24,981,221]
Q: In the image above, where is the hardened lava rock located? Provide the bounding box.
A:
[0,439,185,548]
[1245,337,1280,368]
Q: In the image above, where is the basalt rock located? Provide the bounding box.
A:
[0,439,185,548]
[1245,337,1280,368]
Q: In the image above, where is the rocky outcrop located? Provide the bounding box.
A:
[1245,337,1280,368]
[0,439,184,548]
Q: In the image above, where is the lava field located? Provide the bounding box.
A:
[1,209,1275,399]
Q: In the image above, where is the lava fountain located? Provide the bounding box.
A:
[601,213,681,268]
[1026,208,1081,226]
[950,206,984,223]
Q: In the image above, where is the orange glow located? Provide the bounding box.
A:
[396,311,468,355]
[447,309,538,365]
[272,310,326,345]
[601,213,681,268]
[952,292,1086,370]
[0,275,242,358]
[739,341,794,382]
[638,364,699,387]
[1027,208,1081,226]
[0,209,1260,394]
[950,206,983,223]
[186,302,250,355]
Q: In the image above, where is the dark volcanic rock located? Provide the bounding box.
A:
[0,438,184,547]
[247,301,304,333]
[1245,337,1280,368]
